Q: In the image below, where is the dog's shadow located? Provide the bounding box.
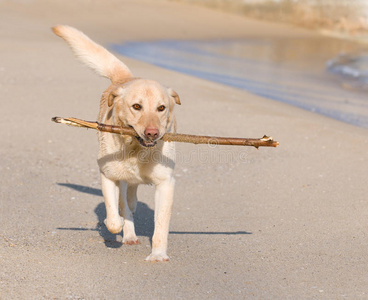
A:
[57,183,154,248]
[57,183,252,249]
[95,202,154,248]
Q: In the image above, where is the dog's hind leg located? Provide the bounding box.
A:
[119,181,139,245]
[101,173,124,234]
[127,185,138,214]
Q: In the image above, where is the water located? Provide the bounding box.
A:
[113,37,368,128]
[327,53,368,87]
[176,0,368,34]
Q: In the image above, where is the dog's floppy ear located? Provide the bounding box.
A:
[108,87,123,107]
[168,88,181,105]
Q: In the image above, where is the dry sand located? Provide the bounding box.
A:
[1,0,368,298]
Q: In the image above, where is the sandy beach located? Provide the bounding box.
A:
[1,0,368,298]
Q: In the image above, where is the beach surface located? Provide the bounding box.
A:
[1,0,368,298]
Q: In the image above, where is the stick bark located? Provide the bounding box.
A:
[52,117,279,148]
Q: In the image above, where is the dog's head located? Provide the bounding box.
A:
[108,79,181,148]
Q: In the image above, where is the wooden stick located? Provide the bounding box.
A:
[52,117,279,148]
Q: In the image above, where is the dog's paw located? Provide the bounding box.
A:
[104,217,124,234]
[123,236,140,245]
[145,252,170,262]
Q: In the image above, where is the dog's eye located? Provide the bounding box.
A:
[157,105,166,112]
[132,104,142,111]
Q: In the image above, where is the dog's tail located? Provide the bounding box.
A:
[52,25,133,83]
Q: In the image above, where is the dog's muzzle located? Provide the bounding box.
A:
[128,125,160,148]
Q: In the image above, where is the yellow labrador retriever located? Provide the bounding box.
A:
[53,25,181,262]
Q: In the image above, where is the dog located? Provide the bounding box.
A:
[52,25,181,262]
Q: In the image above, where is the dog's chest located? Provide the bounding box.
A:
[98,135,175,185]
[98,154,150,184]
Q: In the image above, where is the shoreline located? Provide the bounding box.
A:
[114,37,368,129]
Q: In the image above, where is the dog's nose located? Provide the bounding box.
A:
[144,127,159,140]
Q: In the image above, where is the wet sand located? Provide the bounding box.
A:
[1,0,368,298]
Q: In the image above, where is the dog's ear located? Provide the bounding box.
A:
[108,87,123,107]
[168,88,181,105]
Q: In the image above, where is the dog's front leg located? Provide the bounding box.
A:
[101,173,124,234]
[145,177,175,262]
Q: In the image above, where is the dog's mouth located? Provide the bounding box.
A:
[136,136,157,148]
[127,125,158,148]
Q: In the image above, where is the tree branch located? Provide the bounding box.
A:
[52,117,279,148]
